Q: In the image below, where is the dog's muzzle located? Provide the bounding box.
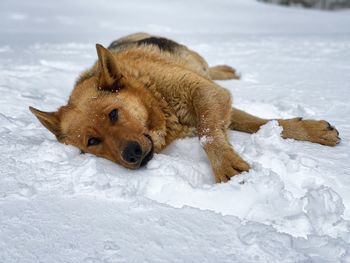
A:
[140,134,154,167]
[121,134,154,167]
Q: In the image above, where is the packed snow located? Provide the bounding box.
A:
[1,0,350,262]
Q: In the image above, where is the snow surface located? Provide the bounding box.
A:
[1,0,350,262]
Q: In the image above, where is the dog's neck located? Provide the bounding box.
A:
[145,83,196,152]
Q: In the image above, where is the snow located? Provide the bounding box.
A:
[1,0,350,262]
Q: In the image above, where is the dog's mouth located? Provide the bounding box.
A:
[140,134,154,167]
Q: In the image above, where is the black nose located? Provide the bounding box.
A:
[122,141,143,164]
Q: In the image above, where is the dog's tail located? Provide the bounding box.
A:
[208,65,240,80]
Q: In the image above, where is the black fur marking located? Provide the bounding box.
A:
[136,37,178,53]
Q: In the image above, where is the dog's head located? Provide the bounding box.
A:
[29,44,160,169]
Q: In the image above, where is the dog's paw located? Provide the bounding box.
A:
[212,147,250,183]
[303,119,340,146]
[281,118,340,146]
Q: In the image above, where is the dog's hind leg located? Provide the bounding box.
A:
[229,108,268,133]
[230,108,340,146]
[208,65,240,80]
[176,46,240,80]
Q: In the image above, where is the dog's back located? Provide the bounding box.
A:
[107,32,239,81]
[108,33,179,53]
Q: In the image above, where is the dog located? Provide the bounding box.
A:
[29,33,340,183]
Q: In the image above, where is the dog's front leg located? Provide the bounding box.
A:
[192,86,250,183]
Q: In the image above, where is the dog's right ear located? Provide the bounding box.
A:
[96,44,123,92]
[29,106,62,139]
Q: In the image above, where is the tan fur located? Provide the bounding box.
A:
[30,33,340,183]
[208,65,240,80]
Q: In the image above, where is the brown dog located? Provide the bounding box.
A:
[29,33,340,183]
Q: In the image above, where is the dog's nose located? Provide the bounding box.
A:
[122,141,143,164]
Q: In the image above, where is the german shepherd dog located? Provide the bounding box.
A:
[29,33,340,183]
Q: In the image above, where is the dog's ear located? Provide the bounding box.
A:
[96,44,123,92]
[29,106,62,139]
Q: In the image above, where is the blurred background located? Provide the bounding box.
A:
[259,0,350,10]
[1,0,350,46]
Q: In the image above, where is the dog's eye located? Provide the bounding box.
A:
[87,137,101,146]
[109,109,118,123]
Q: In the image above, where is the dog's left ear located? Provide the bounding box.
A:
[96,44,123,92]
[29,106,62,140]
